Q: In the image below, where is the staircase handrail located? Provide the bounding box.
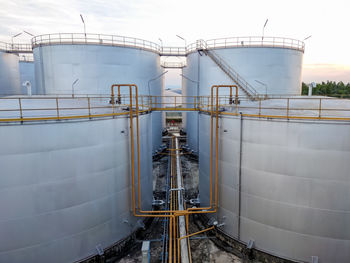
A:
[196,40,259,99]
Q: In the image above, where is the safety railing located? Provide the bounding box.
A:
[195,40,259,99]
[1,95,349,122]
[186,36,305,53]
[1,35,305,56]
[208,51,259,98]
[32,33,162,53]
[0,95,151,122]
[160,61,187,68]
[150,95,199,111]
[2,34,304,56]
[161,46,187,56]
[0,42,8,52]
[0,41,33,53]
[197,95,350,120]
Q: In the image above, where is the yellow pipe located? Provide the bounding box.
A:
[171,138,174,261]
[111,86,218,262]
[185,209,193,263]
[134,84,142,211]
[9,87,350,263]
[177,226,215,261]
[213,85,238,209]
[214,86,220,209]
[128,85,136,216]
[121,84,350,263]
[173,213,176,263]
[111,84,140,216]
[169,216,172,263]
[171,142,175,262]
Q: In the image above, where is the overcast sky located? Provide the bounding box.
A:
[0,0,349,84]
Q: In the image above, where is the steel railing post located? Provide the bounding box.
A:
[56,97,60,119]
[235,97,238,114]
[18,98,23,120]
[87,97,91,119]
[259,100,261,116]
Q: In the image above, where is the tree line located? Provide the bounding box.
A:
[301,81,350,98]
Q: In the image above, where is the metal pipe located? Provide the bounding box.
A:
[112,84,219,220]
[161,151,171,263]
[175,137,189,263]
[211,85,235,210]
[197,53,200,153]
[134,85,142,211]
[128,85,136,215]
[110,84,139,216]
[177,226,215,258]
[214,86,219,209]
[170,151,173,263]
[169,216,173,263]
[152,86,234,215]
[210,87,214,207]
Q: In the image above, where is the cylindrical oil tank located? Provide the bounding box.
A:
[19,59,36,95]
[32,33,163,150]
[0,50,21,95]
[183,36,304,153]
[198,114,350,262]
[0,114,153,263]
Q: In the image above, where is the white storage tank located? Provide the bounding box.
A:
[0,113,153,263]
[189,36,350,263]
[0,47,21,95]
[32,33,163,150]
[183,36,304,152]
[198,114,350,263]
[19,57,36,95]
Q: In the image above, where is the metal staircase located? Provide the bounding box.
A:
[196,40,259,100]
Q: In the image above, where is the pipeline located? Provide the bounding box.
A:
[175,136,189,263]
[161,147,171,263]
[112,84,235,262]
[113,84,218,217]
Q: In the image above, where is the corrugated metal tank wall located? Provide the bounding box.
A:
[0,51,21,95]
[0,114,153,263]
[199,114,350,262]
[33,44,162,150]
[19,61,36,94]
